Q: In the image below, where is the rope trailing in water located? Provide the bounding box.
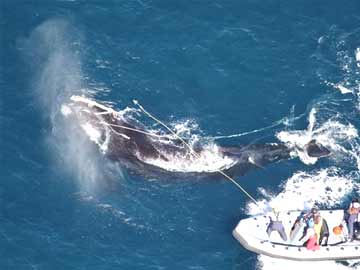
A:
[132,100,259,206]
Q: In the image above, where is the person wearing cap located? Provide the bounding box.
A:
[345,198,360,241]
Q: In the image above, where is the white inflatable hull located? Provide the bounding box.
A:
[233,210,360,261]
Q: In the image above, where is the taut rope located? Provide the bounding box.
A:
[133,100,259,206]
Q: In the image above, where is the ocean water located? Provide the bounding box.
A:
[2,1,360,269]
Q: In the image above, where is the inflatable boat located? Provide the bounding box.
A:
[233,210,360,261]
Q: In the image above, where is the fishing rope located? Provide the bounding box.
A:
[132,100,259,206]
[211,112,306,140]
[211,122,282,140]
[93,107,172,139]
[88,108,185,148]
[99,121,171,139]
[104,123,131,140]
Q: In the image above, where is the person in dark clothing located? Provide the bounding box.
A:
[266,209,287,242]
[297,208,317,242]
[266,219,287,242]
[318,216,329,246]
[345,198,360,241]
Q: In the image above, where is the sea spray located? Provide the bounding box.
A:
[247,167,358,215]
[277,108,358,165]
[24,19,111,194]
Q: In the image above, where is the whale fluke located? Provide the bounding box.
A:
[305,139,331,158]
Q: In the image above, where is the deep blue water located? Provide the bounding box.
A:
[2,1,360,269]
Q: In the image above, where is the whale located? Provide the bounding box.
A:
[61,96,330,177]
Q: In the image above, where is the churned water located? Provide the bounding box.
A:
[1,1,360,269]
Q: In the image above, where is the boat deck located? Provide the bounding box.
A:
[233,210,360,261]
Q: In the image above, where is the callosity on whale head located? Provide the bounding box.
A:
[61,95,171,163]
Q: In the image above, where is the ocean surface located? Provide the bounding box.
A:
[2,1,360,269]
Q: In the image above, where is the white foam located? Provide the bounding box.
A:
[356,48,360,62]
[60,104,72,116]
[336,84,353,94]
[171,119,200,139]
[276,108,358,165]
[276,109,316,165]
[323,80,353,95]
[247,167,356,215]
[141,144,237,173]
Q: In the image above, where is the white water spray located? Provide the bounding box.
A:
[25,19,110,193]
[277,108,358,165]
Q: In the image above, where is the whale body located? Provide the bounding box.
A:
[61,96,330,177]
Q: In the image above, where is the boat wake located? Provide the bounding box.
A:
[245,26,360,269]
[247,167,359,215]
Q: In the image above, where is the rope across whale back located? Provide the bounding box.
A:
[84,98,259,205]
[133,100,259,206]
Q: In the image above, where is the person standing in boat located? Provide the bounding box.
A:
[266,208,287,242]
[298,208,317,242]
[345,198,360,241]
[300,210,321,251]
[314,213,329,246]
